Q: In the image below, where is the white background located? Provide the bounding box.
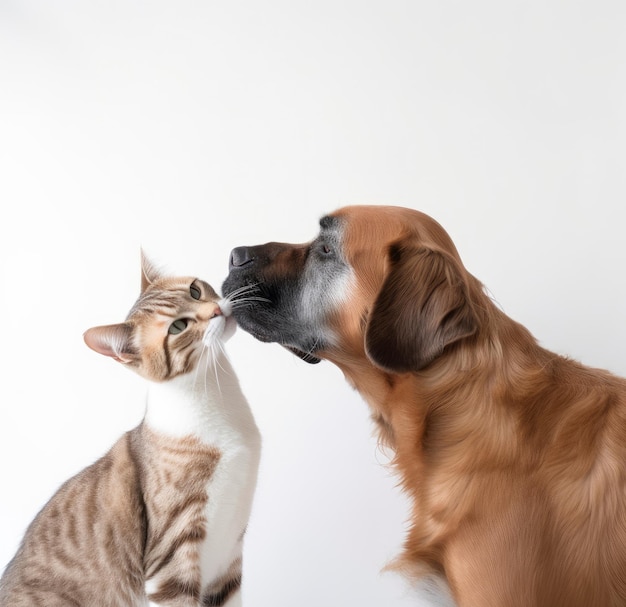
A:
[1,2,625,605]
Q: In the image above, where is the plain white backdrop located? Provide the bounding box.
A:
[1,2,625,605]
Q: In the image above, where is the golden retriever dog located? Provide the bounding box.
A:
[221,205,626,607]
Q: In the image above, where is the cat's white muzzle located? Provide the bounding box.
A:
[203,300,236,347]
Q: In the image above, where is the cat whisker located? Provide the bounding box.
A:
[201,335,233,397]
[198,350,212,399]
[198,341,221,397]
[194,345,212,397]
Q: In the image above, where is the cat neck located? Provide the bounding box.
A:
[143,351,257,446]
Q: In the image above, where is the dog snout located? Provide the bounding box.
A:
[229,246,256,270]
[228,242,302,272]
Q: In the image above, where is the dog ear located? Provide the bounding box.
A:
[365,243,479,372]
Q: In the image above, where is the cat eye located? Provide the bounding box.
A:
[190,283,201,300]
[168,319,189,335]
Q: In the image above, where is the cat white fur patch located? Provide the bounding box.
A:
[144,310,261,599]
[145,312,238,442]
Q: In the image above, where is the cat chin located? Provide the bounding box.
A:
[222,314,237,342]
[203,314,237,349]
[217,298,237,343]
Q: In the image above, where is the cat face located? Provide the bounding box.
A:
[84,254,233,382]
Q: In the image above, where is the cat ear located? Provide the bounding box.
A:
[83,323,136,364]
[140,249,162,293]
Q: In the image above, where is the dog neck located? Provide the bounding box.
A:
[328,312,551,458]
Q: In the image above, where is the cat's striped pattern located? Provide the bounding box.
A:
[202,558,243,606]
[0,253,261,606]
[0,431,147,607]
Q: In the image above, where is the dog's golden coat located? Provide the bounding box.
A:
[223,205,626,606]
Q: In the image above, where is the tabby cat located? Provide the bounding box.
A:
[0,254,261,607]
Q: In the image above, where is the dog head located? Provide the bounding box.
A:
[222,205,482,373]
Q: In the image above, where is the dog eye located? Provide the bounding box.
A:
[169,319,189,335]
[317,242,333,256]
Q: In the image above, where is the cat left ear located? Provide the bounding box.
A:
[83,323,136,364]
[140,249,162,293]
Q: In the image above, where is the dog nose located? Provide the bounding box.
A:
[229,246,255,269]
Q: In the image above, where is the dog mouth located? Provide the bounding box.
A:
[225,297,322,365]
[285,346,321,364]
[222,267,323,365]
[233,311,322,365]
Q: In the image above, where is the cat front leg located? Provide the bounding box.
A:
[145,558,243,607]
[201,557,242,607]
[221,588,242,607]
[202,587,241,607]
[145,575,202,607]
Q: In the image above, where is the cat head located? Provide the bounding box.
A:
[83,252,233,382]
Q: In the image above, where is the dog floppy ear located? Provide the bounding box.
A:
[365,243,479,372]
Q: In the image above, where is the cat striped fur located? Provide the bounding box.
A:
[0,254,261,607]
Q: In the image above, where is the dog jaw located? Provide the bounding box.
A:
[222,231,353,364]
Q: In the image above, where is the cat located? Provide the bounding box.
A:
[0,253,261,607]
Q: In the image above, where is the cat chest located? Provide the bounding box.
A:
[198,439,260,585]
[143,429,260,596]
[142,384,261,588]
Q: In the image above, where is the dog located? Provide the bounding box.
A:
[221,204,626,607]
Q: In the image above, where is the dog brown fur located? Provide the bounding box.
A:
[223,205,626,606]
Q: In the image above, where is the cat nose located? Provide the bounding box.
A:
[229,246,255,270]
